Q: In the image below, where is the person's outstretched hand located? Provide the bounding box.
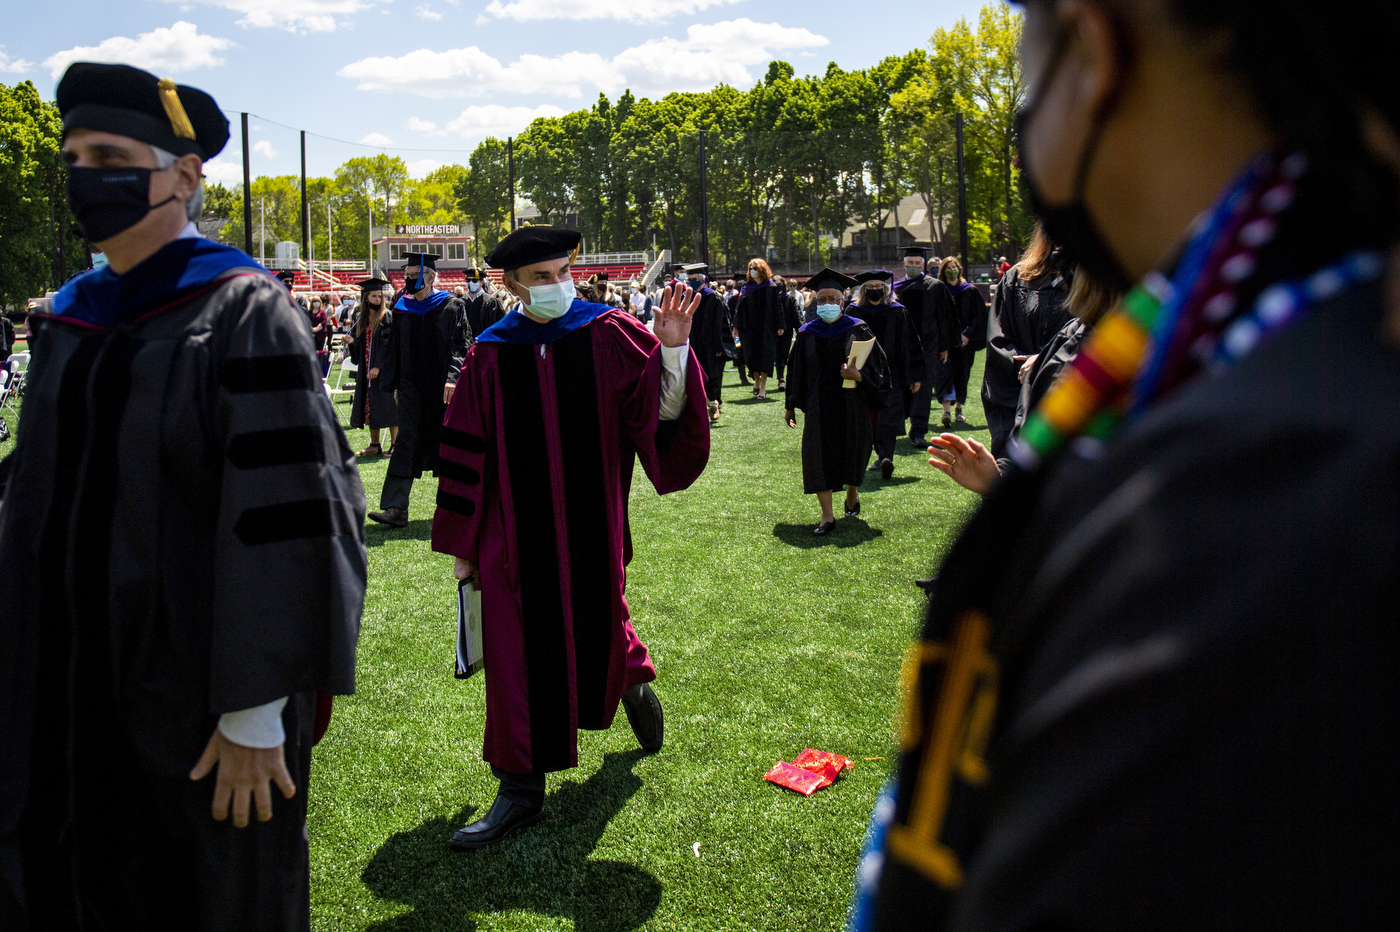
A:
[654,282,701,348]
[928,432,1000,495]
[190,729,295,828]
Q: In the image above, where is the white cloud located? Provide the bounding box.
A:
[482,0,742,23]
[443,104,566,137]
[0,49,34,74]
[253,139,278,158]
[44,22,233,79]
[339,18,826,98]
[415,4,442,18]
[201,155,245,185]
[406,158,444,178]
[156,0,378,32]
[360,131,395,146]
[406,117,439,133]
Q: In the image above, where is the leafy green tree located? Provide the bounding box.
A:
[0,81,86,307]
[455,138,511,260]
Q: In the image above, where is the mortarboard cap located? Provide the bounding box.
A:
[466,267,488,281]
[854,270,894,283]
[805,267,858,292]
[903,245,929,258]
[276,270,296,284]
[57,63,229,161]
[402,252,438,270]
[484,226,582,271]
[356,277,391,291]
[680,263,709,274]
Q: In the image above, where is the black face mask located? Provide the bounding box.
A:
[1015,25,1133,292]
[66,166,179,244]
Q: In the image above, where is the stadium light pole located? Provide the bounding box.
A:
[240,113,253,257]
[955,112,970,271]
[507,137,516,231]
[698,129,709,267]
[300,131,309,269]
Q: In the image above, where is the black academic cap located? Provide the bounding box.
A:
[56,63,229,161]
[806,267,858,291]
[356,277,391,290]
[854,269,894,283]
[276,270,296,283]
[402,252,438,270]
[680,263,708,274]
[484,225,582,271]
[465,267,488,281]
[589,271,609,284]
[903,245,928,258]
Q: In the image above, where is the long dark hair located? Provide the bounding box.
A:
[356,290,387,336]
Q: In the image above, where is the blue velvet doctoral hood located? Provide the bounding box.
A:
[798,314,864,338]
[475,299,613,345]
[393,288,453,316]
[50,236,266,329]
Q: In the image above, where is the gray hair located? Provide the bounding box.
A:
[151,144,204,222]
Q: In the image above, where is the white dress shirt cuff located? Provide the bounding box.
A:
[659,341,690,421]
[217,696,288,748]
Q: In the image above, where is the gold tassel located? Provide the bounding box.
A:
[157,78,197,140]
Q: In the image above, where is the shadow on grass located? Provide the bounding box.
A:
[860,475,922,490]
[772,519,884,550]
[365,520,434,548]
[361,751,660,932]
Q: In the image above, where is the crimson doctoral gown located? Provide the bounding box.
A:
[430,302,710,774]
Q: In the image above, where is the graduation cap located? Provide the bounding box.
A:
[356,276,391,291]
[854,270,894,283]
[589,271,609,285]
[276,270,296,284]
[805,267,858,292]
[465,268,488,281]
[56,63,230,161]
[484,226,582,271]
[680,263,709,274]
[902,245,929,258]
[402,252,438,270]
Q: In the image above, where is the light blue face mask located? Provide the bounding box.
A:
[523,279,576,320]
[467,281,481,294]
[816,304,842,323]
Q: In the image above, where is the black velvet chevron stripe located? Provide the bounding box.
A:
[221,355,318,393]
[553,325,615,730]
[435,489,476,517]
[435,458,481,486]
[233,499,335,546]
[440,426,487,454]
[499,343,572,772]
[227,425,324,470]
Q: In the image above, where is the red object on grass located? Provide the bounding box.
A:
[765,761,829,796]
[794,748,853,774]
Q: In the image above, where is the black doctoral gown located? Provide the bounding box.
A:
[981,266,1071,410]
[873,282,1400,931]
[785,317,891,493]
[735,282,782,375]
[0,247,366,931]
[689,289,735,362]
[849,300,926,403]
[378,290,472,478]
[464,290,506,339]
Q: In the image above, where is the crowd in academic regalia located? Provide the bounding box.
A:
[10,1,1400,922]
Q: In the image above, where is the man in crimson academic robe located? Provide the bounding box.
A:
[430,226,710,848]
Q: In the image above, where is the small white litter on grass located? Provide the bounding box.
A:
[692,842,702,858]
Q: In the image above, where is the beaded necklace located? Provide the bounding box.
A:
[1010,153,1386,470]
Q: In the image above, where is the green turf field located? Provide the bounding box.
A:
[310,353,988,931]
[0,350,989,930]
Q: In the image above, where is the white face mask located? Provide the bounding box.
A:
[467,281,481,294]
[522,279,576,319]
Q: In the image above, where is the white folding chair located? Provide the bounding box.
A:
[324,356,357,426]
[0,363,17,417]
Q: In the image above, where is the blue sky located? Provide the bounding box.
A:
[2,0,994,183]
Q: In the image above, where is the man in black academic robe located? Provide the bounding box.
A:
[0,63,365,932]
[680,262,734,423]
[894,246,955,446]
[851,270,925,480]
[368,251,473,527]
[462,266,506,338]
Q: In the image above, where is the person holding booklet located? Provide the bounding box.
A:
[784,268,891,536]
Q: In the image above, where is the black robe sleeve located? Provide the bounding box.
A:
[212,278,366,711]
[445,297,473,387]
[378,307,401,392]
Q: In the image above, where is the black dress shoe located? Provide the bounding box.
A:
[448,794,544,850]
[908,435,927,449]
[844,500,861,518]
[813,520,836,537]
[880,458,895,480]
[622,683,664,752]
[367,506,409,527]
[915,576,938,593]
